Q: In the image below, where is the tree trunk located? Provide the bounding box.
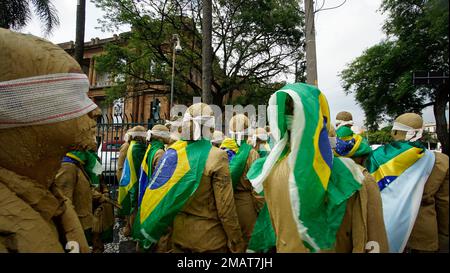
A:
[212,91,225,131]
[201,0,213,104]
[212,91,224,108]
[74,0,86,66]
[434,82,449,155]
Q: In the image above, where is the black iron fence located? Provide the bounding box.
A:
[96,113,163,200]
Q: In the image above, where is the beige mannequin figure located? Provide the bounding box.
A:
[263,95,388,253]
[171,103,245,253]
[391,113,449,252]
[221,114,261,248]
[0,29,101,253]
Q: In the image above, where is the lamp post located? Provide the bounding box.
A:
[170,34,182,112]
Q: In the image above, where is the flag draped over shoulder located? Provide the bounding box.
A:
[335,126,372,158]
[132,139,165,241]
[138,139,212,248]
[118,140,146,216]
[220,137,240,162]
[247,83,364,252]
[137,140,165,207]
[65,150,102,186]
[365,141,435,252]
[221,138,252,188]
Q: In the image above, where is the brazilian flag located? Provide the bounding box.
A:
[247,83,364,252]
[132,139,165,241]
[220,138,252,189]
[138,139,212,248]
[118,140,146,216]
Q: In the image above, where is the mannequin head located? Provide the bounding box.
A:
[182,103,214,140]
[336,111,353,128]
[148,124,171,144]
[229,114,249,145]
[126,125,147,143]
[391,113,423,141]
[0,29,100,187]
[211,130,225,147]
[253,127,269,147]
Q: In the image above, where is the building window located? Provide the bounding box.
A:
[96,72,112,87]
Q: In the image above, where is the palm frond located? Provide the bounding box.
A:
[0,0,31,30]
[31,0,60,34]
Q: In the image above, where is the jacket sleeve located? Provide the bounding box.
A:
[91,188,105,203]
[54,164,78,202]
[435,155,449,251]
[0,182,65,253]
[56,197,91,253]
[211,151,245,252]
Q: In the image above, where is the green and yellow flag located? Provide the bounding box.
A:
[132,139,165,241]
[247,83,364,252]
[118,140,146,216]
[221,138,252,188]
[335,126,372,158]
[138,139,212,248]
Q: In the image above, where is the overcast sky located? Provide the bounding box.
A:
[21,0,439,126]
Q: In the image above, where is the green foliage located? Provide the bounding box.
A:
[0,0,59,34]
[367,125,438,146]
[340,41,425,130]
[366,126,393,144]
[102,83,127,106]
[340,0,449,130]
[420,129,438,144]
[92,0,306,105]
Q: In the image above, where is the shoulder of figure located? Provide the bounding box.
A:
[429,152,449,181]
[354,163,377,186]
[120,142,130,151]
[209,145,228,158]
[434,151,449,167]
[59,162,81,174]
[206,146,229,167]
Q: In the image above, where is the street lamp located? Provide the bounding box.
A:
[170,34,182,112]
